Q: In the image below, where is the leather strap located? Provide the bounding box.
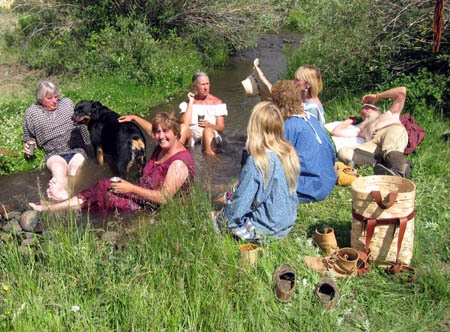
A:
[371,190,398,209]
[356,251,371,275]
[352,209,415,263]
[379,262,417,282]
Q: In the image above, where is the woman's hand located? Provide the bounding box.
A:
[118,115,135,123]
[110,179,135,194]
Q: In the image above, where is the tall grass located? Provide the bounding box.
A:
[1,111,449,330]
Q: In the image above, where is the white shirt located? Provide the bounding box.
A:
[179,102,228,127]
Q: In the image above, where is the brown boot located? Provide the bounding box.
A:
[352,148,378,166]
[313,228,338,255]
[375,151,411,177]
[330,248,359,278]
[305,248,359,279]
[304,256,328,275]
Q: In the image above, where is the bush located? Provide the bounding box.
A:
[287,0,449,116]
[14,17,203,90]
[9,0,292,70]
[0,100,46,175]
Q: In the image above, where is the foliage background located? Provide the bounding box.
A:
[287,0,449,117]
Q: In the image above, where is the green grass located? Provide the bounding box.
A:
[1,103,449,330]
[0,6,449,329]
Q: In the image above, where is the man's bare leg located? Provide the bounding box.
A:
[179,123,193,146]
[202,127,217,157]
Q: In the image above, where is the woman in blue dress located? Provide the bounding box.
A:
[215,102,300,241]
[271,80,337,203]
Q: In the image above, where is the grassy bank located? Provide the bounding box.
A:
[1,118,449,330]
[1,90,449,330]
[1,1,449,331]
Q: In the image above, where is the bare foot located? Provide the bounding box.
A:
[29,200,48,212]
[47,180,69,201]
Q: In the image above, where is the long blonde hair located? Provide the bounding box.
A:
[245,102,300,193]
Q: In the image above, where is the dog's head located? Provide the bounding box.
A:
[72,100,104,125]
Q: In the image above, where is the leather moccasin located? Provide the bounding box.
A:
[313,227,338,255]
[304,248,359,279]
[273,263,296,303]
[315,277,339,311]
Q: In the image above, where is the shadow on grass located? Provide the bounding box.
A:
[306,220,352,248]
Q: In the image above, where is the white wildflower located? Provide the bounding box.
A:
[71,305,80,312]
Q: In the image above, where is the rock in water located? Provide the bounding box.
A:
[20,210,39,232]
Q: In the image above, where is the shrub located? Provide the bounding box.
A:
[9,0,292,68]
[287,0,449,116]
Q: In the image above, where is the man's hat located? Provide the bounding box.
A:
[360,103,380,111]
[241,74,259,97]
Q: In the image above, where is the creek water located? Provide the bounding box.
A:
[0,33,300,220]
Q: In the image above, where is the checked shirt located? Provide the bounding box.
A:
[23,98,90,161]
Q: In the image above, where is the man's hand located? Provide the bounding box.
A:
[24,140,35,157]
[361,94,378,104]
[187,92,195,104]
[348,116,360,125]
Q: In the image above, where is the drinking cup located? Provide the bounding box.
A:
[239,243,261,267]
[28,141,36,156]
[110,177,121,192]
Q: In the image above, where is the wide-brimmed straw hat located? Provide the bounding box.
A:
[241,74,259,97]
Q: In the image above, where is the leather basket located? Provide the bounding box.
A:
[351,175,416,265]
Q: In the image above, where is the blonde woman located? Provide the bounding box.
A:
[253,61,325,126]
[214,102,300,241]
[294,65,325,126]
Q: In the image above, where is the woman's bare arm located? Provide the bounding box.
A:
[112,160,190,204]
[118,115,153,136]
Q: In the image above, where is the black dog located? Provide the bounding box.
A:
[73,100,146,179]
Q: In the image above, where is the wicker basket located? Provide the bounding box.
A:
[351,175,416,265]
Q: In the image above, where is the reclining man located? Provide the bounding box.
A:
[331,86,410,177]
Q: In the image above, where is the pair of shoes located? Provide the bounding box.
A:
[304,248,359,279]
[273,263,295,302]
[334,162,360,186]
[273,263,340,309]
[313,227,338,255]
[374,151,410,177]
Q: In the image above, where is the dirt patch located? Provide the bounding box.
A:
[0,10,52,99]
[0,63,50,99]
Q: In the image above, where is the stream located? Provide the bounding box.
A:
[0,33,300,223]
